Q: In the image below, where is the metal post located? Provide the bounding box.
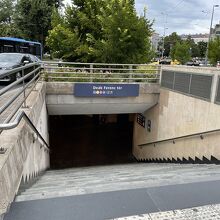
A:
[90,64,93,82]
[205,5,219,65]
[161,12,168,60]
[33,64,37,91]
[22,69,27,108]
[129,65,133,83]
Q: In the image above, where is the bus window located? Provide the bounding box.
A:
[4,45,14,52]
[20,46,29,53]
[30,45,37,55]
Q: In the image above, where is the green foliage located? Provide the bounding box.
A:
[0,0,19,36]
[208,37,220,65]
[47,0,153,63]
[159,32,182,57]
[197,41,207,58]
[46,0,63,8]
[89,0,153,63]
[0,0,14,23]
[15,0,52,45]
[185,36,200,57]
[51,7,64,28]
[172,41,191,64]
[46,24,80,60]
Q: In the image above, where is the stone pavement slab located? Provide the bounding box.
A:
[114,204,220,220]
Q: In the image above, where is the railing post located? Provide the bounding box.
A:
[90,64,93,82]
[157,65,161,83]
[33,64,38,91]
[159,65,163,85]
[211,73,218,103]
[22,69,27,108]
[129,65,133,83]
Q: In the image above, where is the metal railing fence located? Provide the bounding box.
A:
[0,63,41,124]
[42,62,161,83]
[0,62,49,153]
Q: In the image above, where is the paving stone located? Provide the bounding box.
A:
[114,205,220,220]
[113,214,151,220]
[149,210,186,220]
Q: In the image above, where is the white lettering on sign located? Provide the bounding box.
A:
[93,86,102,90]
[117,86,122,90]
[103,86,116,90]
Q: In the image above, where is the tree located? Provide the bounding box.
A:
[197,41,207,58]
[15,0,63,50]
[208,37,220,65]
[51,6,64,28]
[0,0,18,36]
[159,32,182,57]
[46,0,63,8]
[172,41,191,64]
[185,36,199,57]
[89,0,153,63]
[46,24,80,60]
[47,0,153,63]
[15,0,52,48]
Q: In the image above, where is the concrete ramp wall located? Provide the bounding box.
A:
[133,87,220,162]
[0,82,49,216]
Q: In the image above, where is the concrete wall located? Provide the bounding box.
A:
[0,82,49,216]
[133,66,220,162]
[46,82,160,115]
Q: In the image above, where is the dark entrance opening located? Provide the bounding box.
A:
[49,114,135,169]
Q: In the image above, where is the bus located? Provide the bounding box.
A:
[0,37,42,59]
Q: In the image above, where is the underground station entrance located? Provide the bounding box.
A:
[49,114,135,169]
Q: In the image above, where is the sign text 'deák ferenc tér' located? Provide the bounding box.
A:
[74,83,139,97]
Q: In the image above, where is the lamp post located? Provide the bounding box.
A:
[205,4,219,65]
[161,12,168,59]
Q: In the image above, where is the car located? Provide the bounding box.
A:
[0,53,40,83]
[159,59,171,65]
[186,60,200,66]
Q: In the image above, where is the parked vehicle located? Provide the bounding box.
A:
[159,59,171,65]
[186,60,200,66]
[0,37,42,59]
[0,53,40,82]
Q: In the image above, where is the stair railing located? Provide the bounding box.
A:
[138,128,220,148]
[0,110,49,153]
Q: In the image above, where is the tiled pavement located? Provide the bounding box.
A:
[113,204,220,220]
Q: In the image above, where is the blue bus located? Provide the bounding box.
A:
[0,37,42,59]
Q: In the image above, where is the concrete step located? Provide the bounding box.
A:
[16,163,220,202]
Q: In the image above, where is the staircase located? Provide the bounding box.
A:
[16,163,220,202]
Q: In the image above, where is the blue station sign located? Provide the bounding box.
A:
[74,83,139,97]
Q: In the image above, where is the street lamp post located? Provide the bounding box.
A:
[161,12,168,59]
[205,4,219,65]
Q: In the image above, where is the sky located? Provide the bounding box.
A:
[63,0,220,36]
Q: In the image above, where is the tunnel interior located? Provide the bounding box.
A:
[49,114,135,169]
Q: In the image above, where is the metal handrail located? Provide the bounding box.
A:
[138,128,220,147]
[43,61,160,67]
[43,61,160,83]
[43,67,160,71]
[45,71,158,76]
[0,63,39,79]
[0,110,49,152]
[0,67,41,116]
[0,66,41,96]
[1,73,41,125]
